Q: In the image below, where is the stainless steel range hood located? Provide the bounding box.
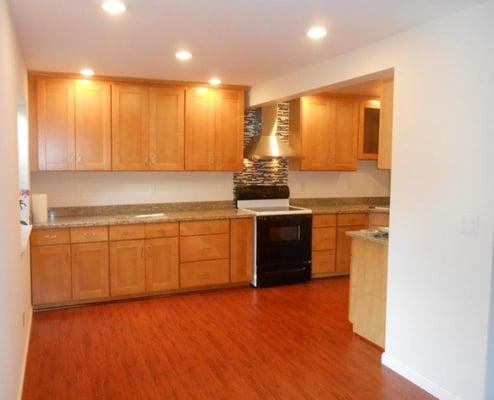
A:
[244,103,299,159]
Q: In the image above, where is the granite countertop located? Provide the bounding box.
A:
[346,230,389,246]
[33,208,253,229]
[307,205,390,215]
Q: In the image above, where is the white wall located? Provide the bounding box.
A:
[31,171,234,207]
[289,161,390,198]
[0,0,32,399]
[250,2,494,400]
[486,240,494,399]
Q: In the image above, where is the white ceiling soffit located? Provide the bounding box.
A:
[9,0,484,85]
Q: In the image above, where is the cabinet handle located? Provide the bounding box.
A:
[141,246,144,258]
[144,156,149,164]
[77,154,83,163]
[69,154,75,163]
[43,234,57,239]
[83,232,96,237]
[150,154,155,164]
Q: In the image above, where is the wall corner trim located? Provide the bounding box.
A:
[381,352,461,400]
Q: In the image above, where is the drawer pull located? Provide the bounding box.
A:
[43,234,57,239]
[83,232,97,237]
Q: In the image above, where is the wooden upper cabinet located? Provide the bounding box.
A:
[378,79,394,170]
[75,80,111,170]
[185,87,244,171]
[185,87,216,170]
[149,86,185,170]
[37,78,75,170]
[290,96,359,171]
[358,100,380,161]
[215,89,244,171]
[333,98,359,170]
[112,84,150,170]
[300,96,334,171]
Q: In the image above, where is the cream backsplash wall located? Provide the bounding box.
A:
[31,172,235,207]
[31,162,390,207]
[289,161,390,198]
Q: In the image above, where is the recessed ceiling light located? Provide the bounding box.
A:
[208,78,221,86]
[102,0,127,14]
[80,68,95,77]
[175,50,192,61]
[307,26,327,40]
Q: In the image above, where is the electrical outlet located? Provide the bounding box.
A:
[461,215,479,236]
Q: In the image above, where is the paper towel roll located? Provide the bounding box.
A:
[32,194,48,224]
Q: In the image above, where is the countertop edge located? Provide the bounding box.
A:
[346,230,388,246]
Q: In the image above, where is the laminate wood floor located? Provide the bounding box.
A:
[23,277,435,400]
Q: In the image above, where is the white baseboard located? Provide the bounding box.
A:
[17,308,33,400]
[381,352,461,400]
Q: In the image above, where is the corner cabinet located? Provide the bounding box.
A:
[185,87,244,171]
[30,73,245,172]
[289,96,359,171]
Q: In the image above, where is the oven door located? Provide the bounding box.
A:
[256,214,312,276]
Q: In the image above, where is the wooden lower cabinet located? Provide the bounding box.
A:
[145,237,179,292]
[336,225,368,273]
[31,245,72,305]
[109,240,146,296]
[230,218,253,283]
[30,217,254,308]
[72,242,109,301]
[312,250,336,275]
[180,259,230,289]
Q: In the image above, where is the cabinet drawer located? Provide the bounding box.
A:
[337,213,369,227]
[31,228,70,246]
[109,224,145,241]
[180,259,230,289]
[180,220,230,236]
[369,212,389,228]
[312,227,336,251]
[180,234,230,263]
[312,250,336,275]
[145,222,179,239]
[313,215,336,228]
[71,226,108,243]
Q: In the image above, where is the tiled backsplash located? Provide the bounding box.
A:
[233,102,289,191]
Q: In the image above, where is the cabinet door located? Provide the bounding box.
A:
[336,225,367,273]
[378,79,394,170]
[333,98,359,170]
[145,237,179,292]
[31,245,71,305]
[215,89,244,171]
[230,218,253,283]
[184,87,216,170]
[75,80,111,170]
[112,84,149,170]
[109,240,146,296]
[37,78,75,170]
[300,96,333,170]
[149,86,185,170]
[72,242,109,301]
[358,100,380,160]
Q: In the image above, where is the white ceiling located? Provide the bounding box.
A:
[9,0,484,85]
